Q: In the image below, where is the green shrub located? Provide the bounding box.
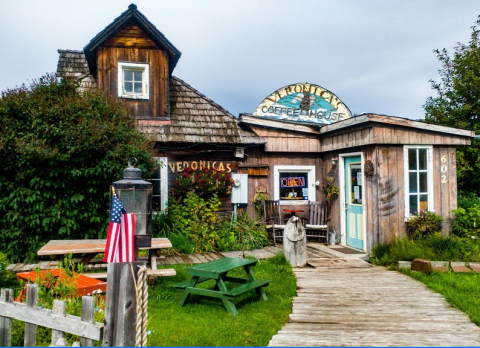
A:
[0,252,16,288]
[0,75,155,263]
[452,205,480,239]
[458,192,480,209]
[406,210,443,239]
[217,210,269,251]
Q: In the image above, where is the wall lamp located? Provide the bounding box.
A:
[331,158,338,166]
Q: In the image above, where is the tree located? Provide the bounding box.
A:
[0,75,155,262]
[424,16,480,195]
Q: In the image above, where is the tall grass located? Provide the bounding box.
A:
[370,234,480,267]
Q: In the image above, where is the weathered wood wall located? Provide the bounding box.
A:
[243,148,324,220]
[249,126,322,152]
[322,145,458,252]
[97,46,169,117]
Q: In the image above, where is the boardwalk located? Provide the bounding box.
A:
[269,244,480,347]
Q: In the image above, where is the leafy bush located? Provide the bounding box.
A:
[0,252,16,288]
[153,194,268,254]
[0,75,155,262]
[458,192,480,210]
[406,210,443,239]
[452,205,480,239]
[217,210,268,251]
[172,167,233,200]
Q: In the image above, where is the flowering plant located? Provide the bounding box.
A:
[172,167,234,199]
[321,177,339,197]
[253,191,269,218]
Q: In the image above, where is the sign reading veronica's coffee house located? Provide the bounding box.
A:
[253,83,352,125]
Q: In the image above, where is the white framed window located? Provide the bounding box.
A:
[404,146,434,217]
[274,165,316,204]
[117,62,149,100]
[148,157,168,212]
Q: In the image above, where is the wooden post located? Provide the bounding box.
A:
[0,288,13,347]
[51,300,67,347]
[103,260,145,347]
[81,296,95,347]
[24,283,38,347]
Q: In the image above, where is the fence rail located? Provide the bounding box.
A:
[0,284,103,347]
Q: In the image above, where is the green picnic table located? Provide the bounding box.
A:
[175,257,270,315]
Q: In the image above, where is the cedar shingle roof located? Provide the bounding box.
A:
[56,51,263,145]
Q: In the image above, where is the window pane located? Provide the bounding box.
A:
[124,82,133,92]
[408,149,417,170]
[124,70,133,81]
[419,172,428,193]
[409,172,418,193]
[419,194,428,212]
[419,149,427,170]
[134,83,143,93]
[279,172,308,200]
[134,70,143,81]
[409,195,418,215]
[350,164,362,204]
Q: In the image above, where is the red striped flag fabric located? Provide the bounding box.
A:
[103,193,135,263]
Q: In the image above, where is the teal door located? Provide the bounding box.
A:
[344,156,364,250]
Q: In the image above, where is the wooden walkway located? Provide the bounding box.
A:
[269,244,480,347]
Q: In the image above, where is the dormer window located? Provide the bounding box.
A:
[118,62,149,100]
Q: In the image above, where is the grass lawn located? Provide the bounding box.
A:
[146,253,296,347]
[402,270,480,326]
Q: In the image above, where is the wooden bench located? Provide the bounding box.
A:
[175,257,270,315]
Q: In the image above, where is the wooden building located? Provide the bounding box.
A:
[57,5,474,252]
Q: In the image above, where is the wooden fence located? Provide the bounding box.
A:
[0,284,103,347]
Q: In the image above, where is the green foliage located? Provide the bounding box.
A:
[370,234,480,267]
[216,210,269,251]
[452,205,480,239]
[458,192,480,209]
[153,194,268,254]
[172,167,233,200]
[424,16,480,195]
[253,191,269,218]
[147,253,296,346]
[321,177,339,197]
[0,74,155,262]
[165,192,221,253]
[0,252,16,288]
[406,210,443,239]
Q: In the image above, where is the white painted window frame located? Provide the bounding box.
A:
[273,165,316,205]
[117,62,149,100]
[404,145,434,218]
[150,157,168,212]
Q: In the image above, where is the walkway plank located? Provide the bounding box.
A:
[269,245,480,347]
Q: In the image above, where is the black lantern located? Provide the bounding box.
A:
[112,159,152,248]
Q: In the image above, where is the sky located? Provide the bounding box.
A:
[1,0,479,120]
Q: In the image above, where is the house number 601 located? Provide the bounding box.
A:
[441,155,447,183]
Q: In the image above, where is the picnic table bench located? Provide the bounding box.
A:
[175,257,270,315]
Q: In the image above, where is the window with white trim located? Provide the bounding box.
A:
[404,146,434,217]
[148,157,168,212]
[274,165,316,203]
[118,62,149,99]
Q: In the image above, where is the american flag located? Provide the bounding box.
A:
[103,193,135,263]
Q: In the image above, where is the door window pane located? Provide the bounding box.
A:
[350,164,362,204]
[419,172,428,193]
[419,194,428,212]
[409,195,418,215]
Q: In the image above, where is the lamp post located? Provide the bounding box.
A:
[112,158,153,251]
[104,159,152,347]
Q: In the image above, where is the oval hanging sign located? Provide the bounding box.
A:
[253,83,352,125]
